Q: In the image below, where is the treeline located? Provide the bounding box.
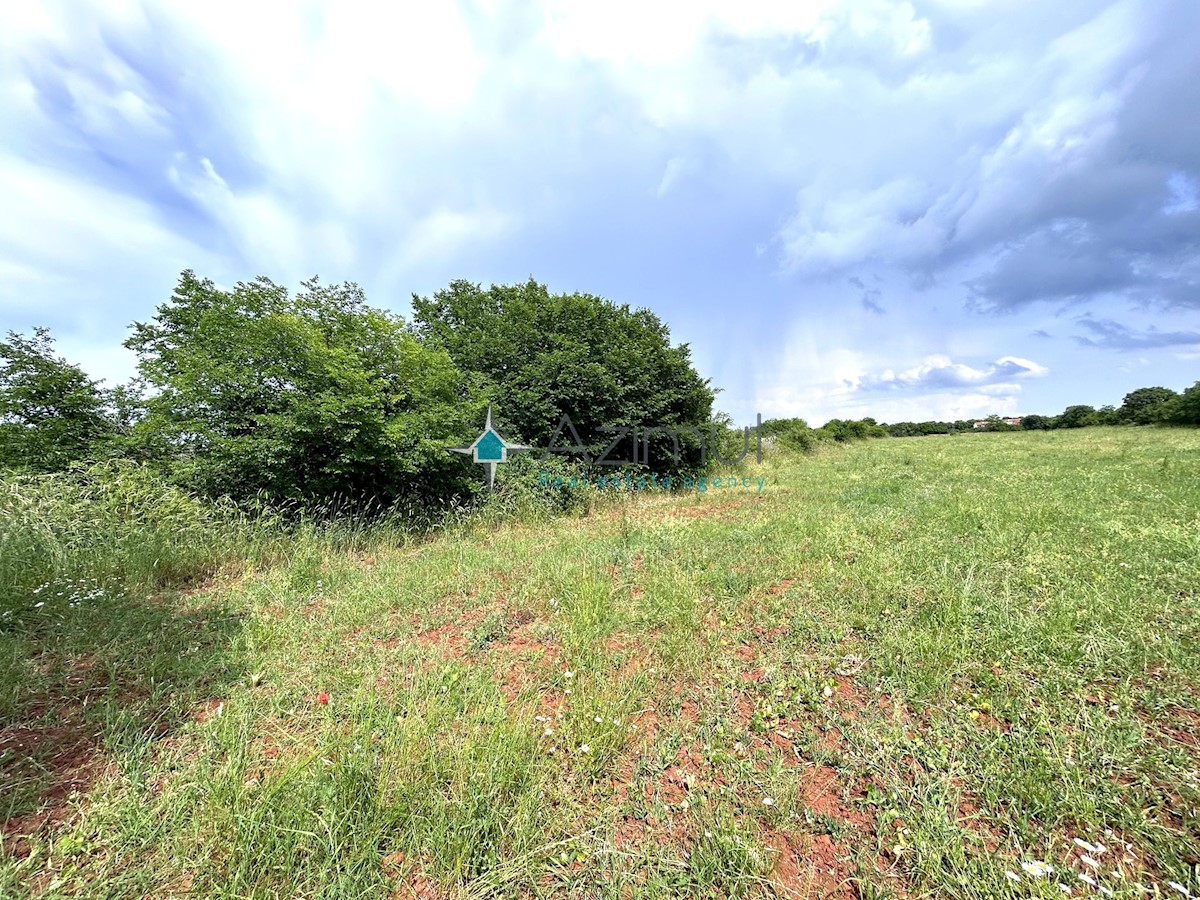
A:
[883,384,1200,437]
[0,273,715,511]
[759,416,887,451]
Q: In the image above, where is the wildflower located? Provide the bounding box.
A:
[1058,884,1071,895]
[564,670,574,679]
[1078,874,1097,887]
[1167,883,1191,897]
[762,796,775,806]
[1005,871,1022,883]
[548,745,556,754]
[1081,855,1100,869]
[594,715,602,722]
[1099,888,1114,897]
[543,727,554,737]
[822,685,833,698]
[579,744,590,754]
[317,692,330,704]
[611,718,620,725]
[1022,861,1055,878]
[1073,838,1098,853]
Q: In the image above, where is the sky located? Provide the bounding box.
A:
[1,0,1198,427]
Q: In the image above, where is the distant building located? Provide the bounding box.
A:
[973,420,988,429]
[1003,417,1022,426]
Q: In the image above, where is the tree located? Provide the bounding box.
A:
[126,271,476,505]
[1058,405,1095,428]
[1022,414,1051,430]
[1118,386,1179,424]
[411,279,715,468]
[1159,382,1200,425]
[0,328,114,471]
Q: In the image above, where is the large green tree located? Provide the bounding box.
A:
[1118,386,1179,424]
[1159,382,1200,425]
[1058,404,1096,428]
[126,271,476,504]
[0,328,114,471]
[410,279,715,466]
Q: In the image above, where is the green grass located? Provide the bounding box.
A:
[2,428,1198,898]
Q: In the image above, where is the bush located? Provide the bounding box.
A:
[759,417,818,452]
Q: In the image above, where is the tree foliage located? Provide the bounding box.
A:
[1118,386,1179,424]
[411,278,715,465]
[0,328,114,471]
[125,272,476,505]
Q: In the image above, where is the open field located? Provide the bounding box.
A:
[2,428,1199,898]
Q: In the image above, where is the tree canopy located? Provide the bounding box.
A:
[411,278,715,465]
[0,328,113,471]
[124,271,476,504]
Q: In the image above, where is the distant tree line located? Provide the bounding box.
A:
[1,273,715,509]
[880,384,1200,437]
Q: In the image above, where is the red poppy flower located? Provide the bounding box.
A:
[317,691,330,705]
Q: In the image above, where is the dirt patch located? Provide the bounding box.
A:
[800,765,870,830]
[192,697,227,723]
[675,500,747,520]
[764,829,858,899]
[413,607,489,658]
[0,714,106,858]
[490,622,562,704]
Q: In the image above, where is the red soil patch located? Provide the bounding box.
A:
[767,579,795,595]
[631,707,660,744]
[490,622,561,704]
[0,714,106,858]
[735,643,759,663]
[192,697,226,723]
[413,607,488,657]
[765,829,858,900]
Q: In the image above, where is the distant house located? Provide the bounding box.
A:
[1003,417,1022,426]
[973,420,988,429]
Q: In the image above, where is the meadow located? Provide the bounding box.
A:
[1,428,1198,898]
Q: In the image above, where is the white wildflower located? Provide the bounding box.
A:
[1022,861,1055,878]
[1078,874,1097,887]
[1005,871,1021,883]
[1081,855,1100,869]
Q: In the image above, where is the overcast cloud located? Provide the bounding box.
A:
[1,0,1197,424]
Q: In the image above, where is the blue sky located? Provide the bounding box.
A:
[1,0,1197,426]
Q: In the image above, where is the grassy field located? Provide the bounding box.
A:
[2,428,1198,898]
